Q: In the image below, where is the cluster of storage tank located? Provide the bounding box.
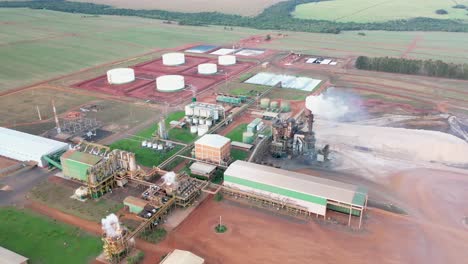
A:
[242,118,264,144]
[141,140,172,150]
[260,98,291,112]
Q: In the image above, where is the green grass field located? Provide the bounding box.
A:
[293,0,468,22]
[225,124,248,142]
[231,149,249,161]
[0,207,101,264]
[0,8,259,90]
[30,180,123,222]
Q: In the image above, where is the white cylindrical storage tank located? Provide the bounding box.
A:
[218,55,236,66]
[141,141,147,147]
[147,142,153,148]
[192,117,198,124]
[213,110,220,120]
[190,125,198,134]
[152,144,158,149]
[157,144,163,150]
[206,119,213,127]
[156,75,185,92]
[107,68,135,85]
[162,52,185,66]
[185,105,194,116]
[198,63,217,74]
[198,125,209,136]
[199,118,205,125]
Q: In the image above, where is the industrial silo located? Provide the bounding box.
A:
[242,132,255,144]
[198,63,218,74]
[107,68,135,85]
[162,52,185,66]
[280,100,291,112]
[156,75,185,92]
[270,101,279,109]
[260,98,270,109]
[218,55,236,66]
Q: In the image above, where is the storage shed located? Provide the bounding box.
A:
[0,246,28,264]
[0,127,68,167]
[60,150,102,181]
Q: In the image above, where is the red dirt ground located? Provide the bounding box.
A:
[0,156,18,170]
[73,55,255,106]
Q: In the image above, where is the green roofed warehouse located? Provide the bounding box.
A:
[223,160,368,228]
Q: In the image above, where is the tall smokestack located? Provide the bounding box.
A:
[305,108,314,134]
[52,100,61,134]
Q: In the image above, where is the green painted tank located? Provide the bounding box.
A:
[260,98,270,109]
[280,100,291,112]
[242,131,255,144]
[270,101,279,109]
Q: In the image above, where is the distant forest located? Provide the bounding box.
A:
[355,56,468,80]
[1,0,468,33]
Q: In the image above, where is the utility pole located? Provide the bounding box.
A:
[52,100,61,134]
[36,105,42,121]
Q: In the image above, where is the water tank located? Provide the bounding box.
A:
[199,118,205,125]
[243,131,255,144]
[213,110,220,120]
[270,101,279,109]
[198,124,209,136]
[107,68,135,85]
[162,52,185,66]
[218,55,236,66]
[280,100,291,112]
[152,144,158,149]
[192,117,198,124]
[190,125,198,134]
[260,98,270,109]
[156,75,185,92]
[141,141,147,147]
[206,118,213,127]
[185,105,194,116]
[157,144,164,150]
[198,63,217,74]
[147,142,153,148]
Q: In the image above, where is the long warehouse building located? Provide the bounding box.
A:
[0,127,68,167]
[224,160,368,227]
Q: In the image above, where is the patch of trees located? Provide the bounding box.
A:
[435,9,448,15]
[1,0,468,33]
[355,56,468,80]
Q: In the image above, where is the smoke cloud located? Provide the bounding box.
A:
[162,171,176,186]
[101,213,121,238]
[305,88,365,121]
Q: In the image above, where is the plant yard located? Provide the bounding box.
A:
[292,0,468,22]
[30,180,123,222]
[0,207,101,264]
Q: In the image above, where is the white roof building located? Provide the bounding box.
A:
[0,127,69,167]
[195,134,230,149]
[160,249,204,264]
[0,246,28,264]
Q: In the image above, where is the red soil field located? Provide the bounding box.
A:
[73,55,255,105]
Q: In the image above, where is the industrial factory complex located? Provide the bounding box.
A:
[2,35,468,264]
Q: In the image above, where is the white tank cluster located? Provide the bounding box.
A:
[218,55,236,66]
[107,68,135,85]
[162,52,185,66]
[198,63,218,75]
[156,75,185,92]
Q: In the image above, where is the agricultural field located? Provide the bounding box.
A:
[0,8,259,90]
[292,0,468,22]
[0,207,101,264]
[259,31,468,64]
[30,180,123,222]
[69,0,283,16]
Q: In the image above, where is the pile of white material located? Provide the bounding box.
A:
[315,120,468,165]
[101,214,122,238]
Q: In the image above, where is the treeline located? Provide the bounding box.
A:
[355,56,468,80]
[1,0,468,33]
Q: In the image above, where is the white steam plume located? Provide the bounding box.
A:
[162,171,176,186]
[101,213,121,238]
[306,94,349,120]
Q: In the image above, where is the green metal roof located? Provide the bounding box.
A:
[61,150,102,166]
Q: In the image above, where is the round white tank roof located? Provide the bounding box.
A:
[198,63,217,75]
[107,68,135,85]
[218,55,236,66]
[156,75,185,92]
[162,52,185,66]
